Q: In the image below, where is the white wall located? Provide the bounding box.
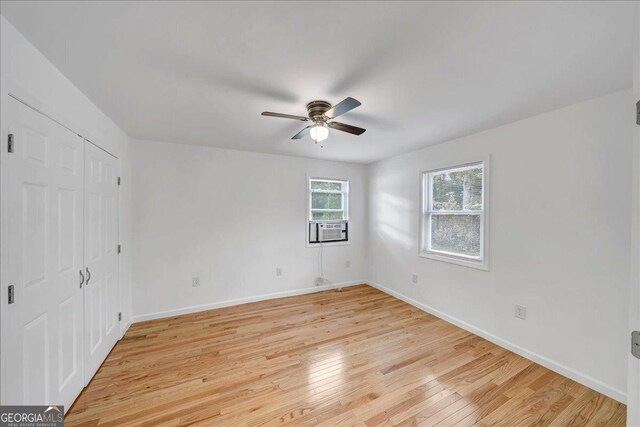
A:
[131,140,368,320]
[367,89,633,402]
[0,16,134,333]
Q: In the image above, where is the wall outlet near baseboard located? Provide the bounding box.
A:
[192,277,201,287]
[412,274,418,284]
[276,267,282,276]
[515,304,527,320]
[345,260,351,268]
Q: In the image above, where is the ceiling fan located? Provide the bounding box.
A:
[262,97,366,147]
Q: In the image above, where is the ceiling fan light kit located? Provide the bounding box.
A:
[310,122,329,144]
[262,97,366,147]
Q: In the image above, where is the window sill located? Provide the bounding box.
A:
[306,241,351,248]
[419,251,489,271]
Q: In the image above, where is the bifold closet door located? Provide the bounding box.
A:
[5,98,85,409]
[83,142,119,382]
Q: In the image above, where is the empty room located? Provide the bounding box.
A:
[1,1,639,426]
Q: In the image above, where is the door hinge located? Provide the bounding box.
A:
[117,244,121,254]
[118,312,122,322]
[637,100,640,126]
[7,133,14,153]
[633,331,640,359]
[117,176,121,186]
[8,285,15,304]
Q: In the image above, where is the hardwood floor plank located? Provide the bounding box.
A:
[65,285,625,426]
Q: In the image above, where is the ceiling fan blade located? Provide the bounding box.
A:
[262,111,309,121]
[327,121,366,136]
[323,97,361,119]
[292,126,312,140]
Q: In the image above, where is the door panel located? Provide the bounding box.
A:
[83,142,119,383]
[88,276,102,353]
[87,192,101,262]
[105,272,116,335]
[58,294,79,389]
[58,189,77,272]
[5,98,85,409]
[23,313,49,404]
[22,184,47,287]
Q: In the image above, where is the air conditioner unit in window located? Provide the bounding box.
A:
[309,221,348,243]
[319,222,343,241]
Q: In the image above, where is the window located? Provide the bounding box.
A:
[309,178,348,221]
[420,161,487,269]
[308,178,349,244]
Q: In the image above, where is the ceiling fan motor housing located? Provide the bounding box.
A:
[306,100,332,121]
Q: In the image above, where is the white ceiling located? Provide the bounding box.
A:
[1,1,635,163]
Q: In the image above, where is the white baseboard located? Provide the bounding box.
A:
[365,280,627,404]
[132,280,364,323]
[120,319,133,339]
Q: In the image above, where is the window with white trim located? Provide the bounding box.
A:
[420,162,486,268]
[308,178,349,244]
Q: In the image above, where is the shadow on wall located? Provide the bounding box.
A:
[373,191,416,286]
[376,192,414,249]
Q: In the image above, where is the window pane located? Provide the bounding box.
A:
[430,214,481,257]
[312,211,344,220]
[312,192,343,209]
[311,180,343,191]
[431,166,483,211]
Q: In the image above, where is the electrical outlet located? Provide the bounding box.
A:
[515,304,527,320]
[345,260,351,268]
[412,274,418,284]
[276,267,282,276]
[192,277,200,287]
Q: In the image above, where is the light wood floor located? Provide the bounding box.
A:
[66,285,626,426]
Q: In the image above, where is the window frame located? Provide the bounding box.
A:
[308,178,349,222]
[419,158,490,271]
[306,176,350,247]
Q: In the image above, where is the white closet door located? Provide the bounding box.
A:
[83,141,119,382]
[5,98,85,408]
